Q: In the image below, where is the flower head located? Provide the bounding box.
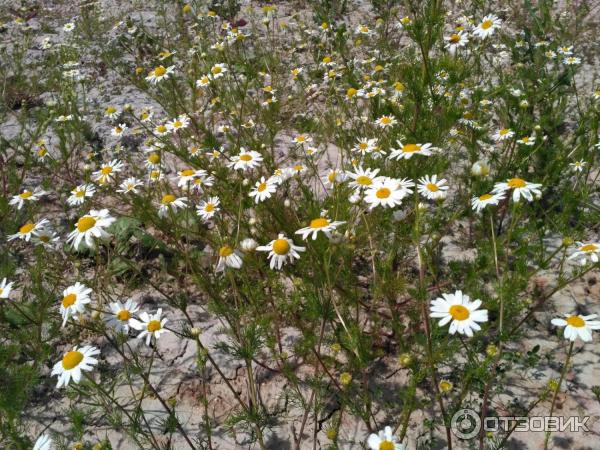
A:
[51,345,100,388]
[551,314,600,341]
[430,290,488,337]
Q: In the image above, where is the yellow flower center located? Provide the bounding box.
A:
[481,19,493,30]
[580,244,598,252]
[310,218,329,229]
[449,34,461,43]
[449,305,470,321]
[426,183,439,192]
[272,239,290,255]
[77,216,96,232]
[211,66,222,74]
[347,88,357,97]
[154,66,167,77]
[376,188,391,199]
[173,120,182,128]
[117,310,131,321]
[106,106,116,114]
[19,191,33,199]
[239,154,252,161]
[101,166,113,175]
[499,128,510,135]
[180,169,195,177]
[205,203,215,212]
[147,320,161,332]
[566,315,585,328]
[479,193,493,201]
[161,194,176,204]
[19,223,35,234]
[62,351,83,370]
[507,178,526,188]
[62,293,77,308]
[38,148,47,157]
[219,245,234,257]
[403,144,421,153]
[379,441,395,450]
[380,117,392,125]
[156,125,168,134]
[148,153,161,164]
[356,175,372,186]
[257,182,268,192]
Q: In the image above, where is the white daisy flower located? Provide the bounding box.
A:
[131,308,170,345]
[568,242,600,265]
[0,278,14,299]
[106,299,140,334]
[117,177,143,194]
[229,149,263,170]
[51,345,100,388]
[153,123,171,137]
[569,160,586,172]
[216,245,243,271]
[375,115,397,128]
[111,123,128,138]
[563,56,581,65]
[472,14,502,39]
[196,75,211,88]
[551,314,600,342]
[257,233,306,270]
[471,192,505,213]
[197,196,220,221]
[445,31,469,52]
[492,128,514,142]
[59,282,92,326]
[32,226,61,248]
[104,106,120,119]
[145,65,175,84]
[295,217,346,241]
[167,114,190,132]
[364,177,414,209]
[7,219,49,242]
[346,166,381,191]
[430,290,488,337]
[176,168,206,187]
[367,426,404,450]
[158,194,188,218]
[67,184,95,206]
[9,187,47,209]
[33,433,53,450]
[323,169,347,187]
[93,159,123,185]
[389,141,433,160]
[516,135,535,146]
[249,176,277,203]
[293,134,312,145]
[67,209,115,250]
[209,63,228,79]
[352,138,379,155]
[492,177,542,202]
[417,175,449,200]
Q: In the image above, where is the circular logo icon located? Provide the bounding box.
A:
[451,408,481,439]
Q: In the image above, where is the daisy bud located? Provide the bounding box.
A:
[562,237,574,246]
[250,227,258,235]
[326,429,337,440]
[439,379,453,393]
[190,327,202,337]
[339,372,352,386]
[486,344,498,357]
[242,178,250,187]
[91,310,101,320]
[547,378,559,391]
[240,237,258,252]
[248,217,257,226]
[471,161,490,177]
[398,353,412,367]
[284,199,291,208]
[331,343,341,354]
[519,100,529,108]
